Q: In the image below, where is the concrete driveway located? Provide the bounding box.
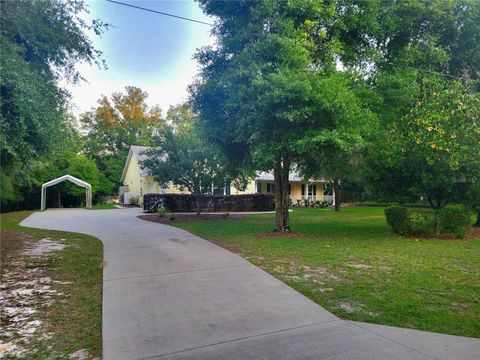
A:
[21,208,479,360]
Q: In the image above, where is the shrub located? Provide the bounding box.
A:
[143,193,275,213]
[440,205,473,239]
[407,208,442,237]
[119,193,125,204]
[129,196,139,206]
[157,209,166,218]
[385,205,408,234]
[169,213,176,221]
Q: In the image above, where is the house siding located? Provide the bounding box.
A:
[122,146,327,206]
[123,153,143,197]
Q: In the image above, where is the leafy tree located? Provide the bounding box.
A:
[192,1,339,231]
[297,73,377,211]
[366,78,480,209]
[142,109,235,212]
[81,86,165,194]
[37,154,106,208]
[0,0,106,209]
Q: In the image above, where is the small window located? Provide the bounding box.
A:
[266,183,275,193]
[288,184,291,195]
[301,184,306,196]
[256,182,262,193]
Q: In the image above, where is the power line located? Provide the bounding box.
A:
[105,0,213,26]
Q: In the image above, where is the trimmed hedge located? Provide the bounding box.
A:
[384,205,409,234]
[385,204,473,238]
[143,193,275,213]
[440,204,473,239]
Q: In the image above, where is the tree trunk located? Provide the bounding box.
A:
[273,153,291,232]
[476,210,480,227]
[194,193,209,215]
[333,178,341,212]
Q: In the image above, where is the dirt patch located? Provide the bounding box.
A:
[406,226,480,241]
[346,263,372,270]
[22,237,68,256]
[336,302,380,317]
[258,231,308,239]
[138,213,246,224]
[0,234,68,358]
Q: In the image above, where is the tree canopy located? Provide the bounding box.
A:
[81,86,165,195]
[0,0,106,209]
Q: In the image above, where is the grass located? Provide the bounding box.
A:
[174,207,480,338]
[0,211,103,359]
[90,203,117,210]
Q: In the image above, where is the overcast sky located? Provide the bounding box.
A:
[64,0,215,117]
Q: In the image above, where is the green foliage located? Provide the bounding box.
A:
[384,206,408,235]
[157,209,166,218]
[168,213,176,221]
[128,196,139,206]
[81,86,165,194]
[0,0,106,208]
[385,205,472,238]
[440,205,474,239]
[192,0,373,229]
[142,106,235,210]
[366,76,480,208]
[407,208,442,237]
[36,153,106,207]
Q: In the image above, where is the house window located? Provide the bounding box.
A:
[301,184,306,196]
[288,184,291,195]
[308,184,317,197]
[266,183,275,193]
[256,182,262,193]
[213,187,224,196]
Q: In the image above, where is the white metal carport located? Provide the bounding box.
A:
[41,175,92,210]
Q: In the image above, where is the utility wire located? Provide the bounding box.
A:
[105,0,213,26]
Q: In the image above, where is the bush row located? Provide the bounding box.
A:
[384,204,473,239]
[143,193,275,213]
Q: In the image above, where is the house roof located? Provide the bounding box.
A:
[256,170,326,183]
[120,145,153,183]
[120,145,327,184]
[130,145,151,162]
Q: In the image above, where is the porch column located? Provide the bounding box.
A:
[332,182,335,206]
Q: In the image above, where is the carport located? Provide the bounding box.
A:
[41,175,92,210]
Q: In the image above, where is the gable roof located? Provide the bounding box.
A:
[120,145,152,183]
[256,170,326,182]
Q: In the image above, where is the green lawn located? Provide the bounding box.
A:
[175,207,480,338]
[0,212,103,359]
[90,203,117,210]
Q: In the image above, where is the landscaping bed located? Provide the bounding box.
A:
[172,207,480,338]
[138,213,246,224]
[0,211,103,359]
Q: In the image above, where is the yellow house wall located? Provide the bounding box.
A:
[245,180,324,203]
[232,178,256,195]
[124,152,325,204]
[123,153,143,196]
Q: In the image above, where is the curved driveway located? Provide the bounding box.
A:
[21,208,479,360]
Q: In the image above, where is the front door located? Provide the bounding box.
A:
[308,184,317,201]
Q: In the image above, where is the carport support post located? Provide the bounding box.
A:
[86,186,92,209]
[41,185,46,211]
